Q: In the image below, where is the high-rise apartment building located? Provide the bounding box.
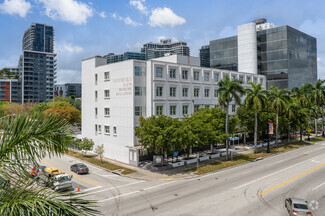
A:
[105,52,145,64]
[141,39,190,60]
[18,23,56,102]
[82,54,265,165]
[199,45,210,68]
[54,83,81,98]
[201,19,317,89]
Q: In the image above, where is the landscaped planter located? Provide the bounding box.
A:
[209,153,220,159]
[183,158,198,165]
[169,161,185,168]
[199,156,210,161]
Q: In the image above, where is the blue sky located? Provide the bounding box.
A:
[0,0,324,83]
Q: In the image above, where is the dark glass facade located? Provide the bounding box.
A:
[106,52,145,64]
[210,36,238,71]
[19,23,56,102]
[199,45,210,67]
[208,25,317,89]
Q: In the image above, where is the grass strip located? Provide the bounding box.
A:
[188,141,310,175]
[66,150,136,175]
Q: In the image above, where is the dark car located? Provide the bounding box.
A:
[70,163,89,174]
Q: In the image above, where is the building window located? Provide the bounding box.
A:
[232,75,236,80]
[254,77,257,84]
[135,106,142,116]
[194,105,200,112]
[95,107,98,118]
[260,78,264,84]
[98,125,102,134]
[135,86,145,96]
[182,88,188,97]
[95,74,98,85]
[113,126,117,136]
[214,72,219,82]
[194,71,200,81]
[170,87,176,97]
[104,72,110,81]
[214,89,218,97]
[239,76,244,82]
[194,88,199,97]
[156,106,163,115]
[155,67,163,78]
[95,124,98,135]
[104,90,110,98]
[204,89,210,97]
[105,126,110,135]
[95,91,98,101]
[169,68,176,79]
[182,105,188,115]
[182,70,188,80]
[170,105,176,115]
[204,72,210,82]
[246,76,251,84]
[232,104,236,113]
[104,108,110,117]
[156,86,163,97]
[135,66,144,76]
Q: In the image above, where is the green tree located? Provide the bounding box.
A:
[94,144,105,163]
[217,75,244,159]
[0,68,18,79]
[0,114,99,215]
[76,138,94,154]
[310,80,325,137]
[269,86,289,146]
[244,82,267,153]
[44,106,81,124]
[31,102,51,114]
[0,101,10,117]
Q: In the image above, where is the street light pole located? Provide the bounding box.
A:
[267,103,270,153]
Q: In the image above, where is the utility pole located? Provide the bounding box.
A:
[267,103,270,153]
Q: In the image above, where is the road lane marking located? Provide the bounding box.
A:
[41,159,100,187]
[75,180,145,198]
[98,181,176,203]
[275,159,286,164]
[160,178,173,181]
[83,186,103,192]
[258,162,325,196]
[312,182,325,191]
[233,160,308,190]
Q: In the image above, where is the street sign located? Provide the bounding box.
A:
[307,128,311,133]
[269,123,274,135]
[229,137,239,141]
[172,152,179,157]
[36,166,46,170]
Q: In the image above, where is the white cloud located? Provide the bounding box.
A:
[38,0,93,25]
[124,17,141,26]
[56,43,83,54]
[98,11,106,18]
[218,26,237,38]
[0,0,31,17]
[111,12,122,20]
[148,7,186,27]
[129,0,148,15]
[126,42,142,51]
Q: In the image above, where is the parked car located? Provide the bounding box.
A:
[285,198,312,215]
[70,163,89,174]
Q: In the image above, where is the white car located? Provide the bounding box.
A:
[285,198,312,215]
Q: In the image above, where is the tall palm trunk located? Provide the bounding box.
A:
[315,118,318,137]
[225,102,229,160]
[300,127,303,142]
[288,124,290,143]
[254,110,258,153]
[322,106,325,137]
[276,110,279,147]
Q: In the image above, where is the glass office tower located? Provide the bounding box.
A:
[206,22,317,89]
[199,45,210,67]
[19,23,56,102]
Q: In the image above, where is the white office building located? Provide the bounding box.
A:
[82,55,266,166]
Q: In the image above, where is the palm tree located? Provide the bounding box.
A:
[269,86,289,146]
[310,80,325,137]
[217,75,244,160]
[244,82,267,153]
[0,114,99,216]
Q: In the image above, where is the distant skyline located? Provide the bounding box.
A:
[0,0,324,83]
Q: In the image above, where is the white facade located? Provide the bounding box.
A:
[82,55,266,166]
[237,23,258,74]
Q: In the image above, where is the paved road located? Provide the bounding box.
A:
[43,141,325,216]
